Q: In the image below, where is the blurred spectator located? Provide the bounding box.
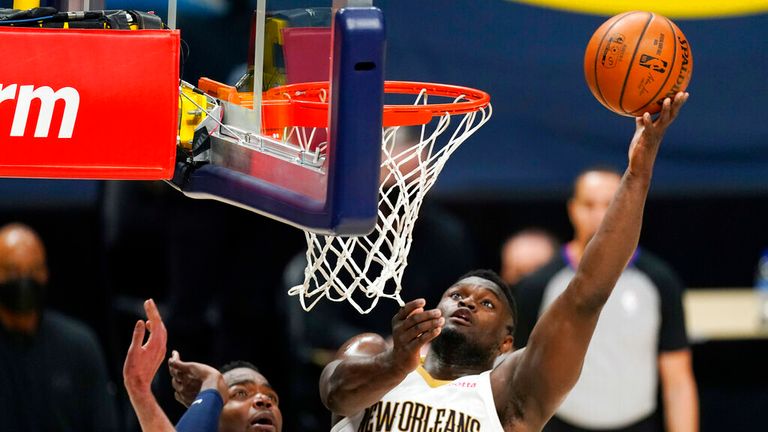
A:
[500,228,559,286]
[515,168,699,432]
[0,223,118,432]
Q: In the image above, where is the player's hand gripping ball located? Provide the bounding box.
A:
[584,11,692,117]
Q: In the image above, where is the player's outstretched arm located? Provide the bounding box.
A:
[123,299,176,432]
[320,298,444,418]
[492,93,689,429]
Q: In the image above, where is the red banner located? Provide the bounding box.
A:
[0,27,179,179]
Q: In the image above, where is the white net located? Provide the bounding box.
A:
[288,89,492,313]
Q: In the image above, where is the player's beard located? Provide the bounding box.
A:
[430,326,496,369]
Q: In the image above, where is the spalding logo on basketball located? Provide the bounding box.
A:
[584,11,693,117]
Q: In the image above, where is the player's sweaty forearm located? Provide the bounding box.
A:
[568,170,650,310]
[506,170,652,425]
[569,93,688,310]
[498,94,689,429]
[322,348,409,418]
[322,300,444,419]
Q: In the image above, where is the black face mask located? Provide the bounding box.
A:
[0,277,46,313]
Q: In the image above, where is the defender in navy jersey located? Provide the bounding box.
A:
[321,93,690,432]
[123,299,282,432]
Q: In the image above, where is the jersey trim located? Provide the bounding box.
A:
[415,365,453,388]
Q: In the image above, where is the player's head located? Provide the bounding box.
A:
[218,361,283,432]
[432,269,516,368]
[568,167,622,245]
[500,228,559,285]
[0,223,49,314]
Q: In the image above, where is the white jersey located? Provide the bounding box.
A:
[331,366,504,432]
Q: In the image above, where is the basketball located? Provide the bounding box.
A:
[584,11,692,117]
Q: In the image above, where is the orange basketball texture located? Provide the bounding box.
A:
[584,11,693,117]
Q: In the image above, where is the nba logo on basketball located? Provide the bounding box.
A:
[638,54,667,73]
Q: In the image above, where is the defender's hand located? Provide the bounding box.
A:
[168,350,228,406]
[389,298,444,374]
[628,92,689,176]
[123,299,167,395]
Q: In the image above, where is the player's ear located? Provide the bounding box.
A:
[500,334,514,354]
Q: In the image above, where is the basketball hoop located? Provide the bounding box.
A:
[198,79,490,128]
[279,81,492,313]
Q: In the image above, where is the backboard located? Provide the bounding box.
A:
[170,0,386,235]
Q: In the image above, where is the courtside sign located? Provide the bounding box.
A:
[0,27,179,179]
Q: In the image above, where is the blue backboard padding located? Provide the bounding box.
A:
[327,7,386,234]
[175,7,385,235]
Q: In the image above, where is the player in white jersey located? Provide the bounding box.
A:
[321,92,690,432]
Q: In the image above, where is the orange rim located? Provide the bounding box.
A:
[196,78,491,128]
[259,80,491,128]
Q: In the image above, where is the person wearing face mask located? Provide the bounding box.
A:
[0,222,119,432]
